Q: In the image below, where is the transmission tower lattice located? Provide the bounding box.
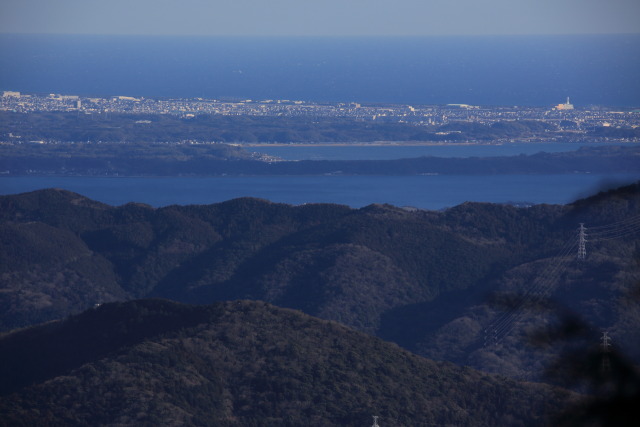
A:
[372,415,380,427]
[577,223,587,260]
[480,216,639,345]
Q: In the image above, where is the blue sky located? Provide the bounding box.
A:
[1,0,639,36]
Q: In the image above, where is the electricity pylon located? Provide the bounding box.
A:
[578,223,587,260]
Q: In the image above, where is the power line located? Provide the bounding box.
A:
[487,246,572,342]
[483,212,639,346]
[578,223,587,260]
[588,215,640,241]
[484,237,576,345]
[491,245,576,345]
[588,214,640,231]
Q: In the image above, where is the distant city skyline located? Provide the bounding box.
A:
[1,0,639,37]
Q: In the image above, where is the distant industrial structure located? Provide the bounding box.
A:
[555,97,574,110]
[2,91,20,98]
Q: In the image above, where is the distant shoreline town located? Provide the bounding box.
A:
[3,90,639,130]
[2,90,639,177]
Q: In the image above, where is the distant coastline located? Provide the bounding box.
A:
[241,141,492,147]
[1,143,638,177]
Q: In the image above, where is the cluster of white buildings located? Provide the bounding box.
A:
[2,91,639,130]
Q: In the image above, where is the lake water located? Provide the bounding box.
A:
[2,174,637,210]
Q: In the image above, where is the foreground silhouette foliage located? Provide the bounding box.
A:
[519,289,640,427]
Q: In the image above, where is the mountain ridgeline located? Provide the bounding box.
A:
[0,299,569,426]
[1,184,639,385]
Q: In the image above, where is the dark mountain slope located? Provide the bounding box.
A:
[0,189,511,334]
[153,203,508,334]
[404,184,640,378]
[1,184,638,381]
[0,299,214,396]
[0,220,126,331]
[0,299,568,426]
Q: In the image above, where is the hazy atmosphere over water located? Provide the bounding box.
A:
[2,0,639,105]
[2,34,639,106]
[1,0,639,36]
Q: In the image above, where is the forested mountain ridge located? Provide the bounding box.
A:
[0,188,550,332]
[0,299,571,426]
[1,183,638,380]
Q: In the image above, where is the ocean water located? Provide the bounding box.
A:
[1,34,639,106]
[2,174,638,210]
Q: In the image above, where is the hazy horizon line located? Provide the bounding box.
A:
[2,32,639,38]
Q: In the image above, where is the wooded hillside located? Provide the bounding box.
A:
[1,184,638,382]
[0,299,569,426]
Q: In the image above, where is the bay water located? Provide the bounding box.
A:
[2,173,637,210]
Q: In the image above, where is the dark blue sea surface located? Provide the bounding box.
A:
[2,174,637,210]
[247,142,615,161]
[1,34,639,106]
